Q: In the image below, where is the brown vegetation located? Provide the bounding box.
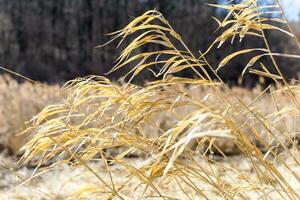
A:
[0,75,59,153]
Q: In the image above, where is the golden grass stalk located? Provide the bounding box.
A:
[19,0,300,199]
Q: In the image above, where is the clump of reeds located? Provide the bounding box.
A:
[19,0,300,199]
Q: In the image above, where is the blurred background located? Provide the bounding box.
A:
[0,0,299,86]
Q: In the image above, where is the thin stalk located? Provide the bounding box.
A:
[276,0,300,48]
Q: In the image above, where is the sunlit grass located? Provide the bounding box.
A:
[15,0,300,199]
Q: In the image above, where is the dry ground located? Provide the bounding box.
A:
[1,151,300,199]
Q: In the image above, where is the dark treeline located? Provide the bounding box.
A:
[0,0,299,86]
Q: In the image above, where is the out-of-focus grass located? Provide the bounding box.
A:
[0,75,59,153]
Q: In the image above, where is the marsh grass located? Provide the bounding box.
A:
[17,0,300,199]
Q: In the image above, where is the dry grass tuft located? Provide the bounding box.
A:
[7,0,300,199]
